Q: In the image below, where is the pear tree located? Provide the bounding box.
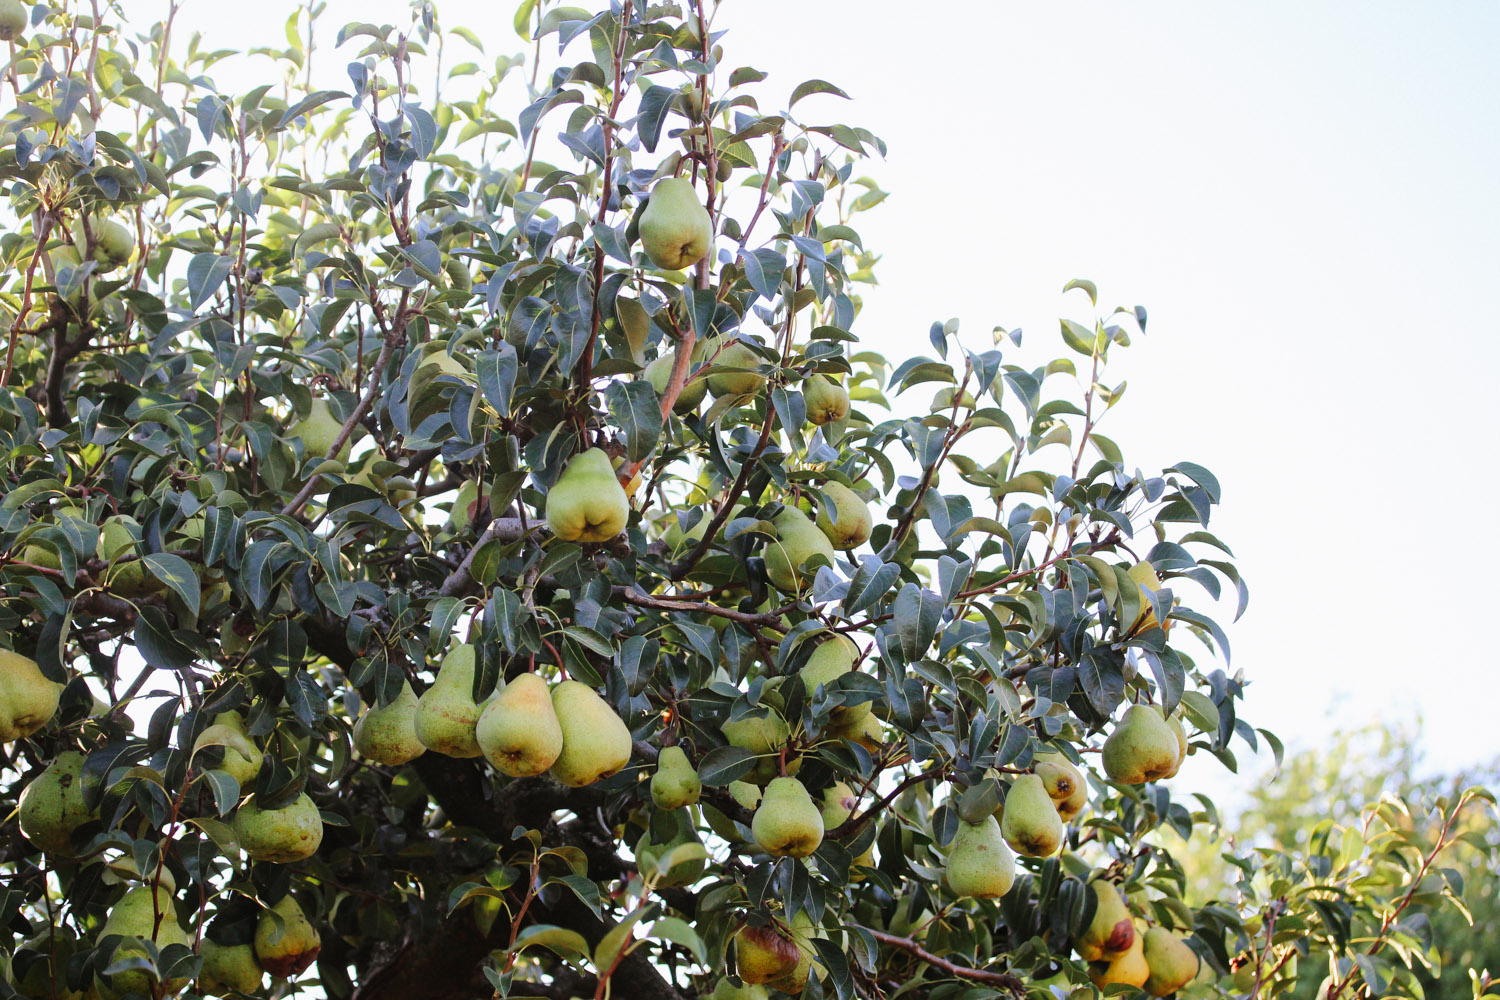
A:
[0,3,1495,1000]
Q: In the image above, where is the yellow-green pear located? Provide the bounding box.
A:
[18,751,93,855]
[0,0,27,42]
[644,352,708,413]
[763,506,836,592]
[1128,560,1172,632]
[835,711,886,754]
[253,894,321,978]
[72,217,135,271]
[198,940,265,997]
[1034,749,1089,822]
[799,634,870,727]
[550,680,633,786]
[634,822,707,887]
[735,923,801,985]
[1102,704,1182,784]
[944,815,1016,898]
[639,176,712,270]
[1000,773,1064,857]
[414,644,484,758]
[819,781,857,829]
[765,909,820,993]
[1088,927,1150,990]
[751,777,824,858]
[476,672,563,776]
[1077,880,1135,961]
[0,649,63,742]
[706,338,767,397]
[651,745,702,809]
[98,517,166,597]
[802,375,850,425]
[712,979,770,1000]
[546,448,630,542]
[814,482,872,550]
[192,710,263,786]
[289,397,349,463]
[353,681,426,765]
[98,885,193,999]
[1143,926,1201,996]
[233,793,323,863]
[1158,708,1189,779]
[721,710,794,785]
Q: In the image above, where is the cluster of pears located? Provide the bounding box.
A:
[1078,880,1201,995]
[763,484,873,592]
[352,643,634,788]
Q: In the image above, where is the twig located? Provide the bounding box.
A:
[865,928,1024,995]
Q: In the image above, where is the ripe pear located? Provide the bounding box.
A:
[546,447,630,542]
[1143,926,1201,996]
[1102,704,1182,784]
[712,979,770,1000]
[763,506,836,592]
[1159,708,1189,779]
[735,923,800,985]
[192,710,264,786]
[198,940,265,997]
[18,751,94,855]
[1128,560,1172,632]
[353,680,426,765]
[549,680,633,786]
[254,894,321,978]
[802,375,850,425]
[1034,749,1089,822]
[651,745,702,809]
[1001,773,1064,857]
[0,649,63,742]
[751,777,824,858]
[639,176,712,270]
[476,672,563,776]
[233,792,323,863]
[98,885,193,999]
[721,710,794,785]
[289,397,349,463]
[944,815,1016,899]
[799,634,870,727]
[644,352,708,413]
[819,781,858,829]
[765,909,820,993]
[414,644,484,757]
[0,0,27,42]
[814,482,873,550]
[835,711,886,754]
[1077,880,1135,961]
[1088,927,1150,990]
[706,337,768,397]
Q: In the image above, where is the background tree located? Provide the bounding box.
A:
[0,2,1494,1000]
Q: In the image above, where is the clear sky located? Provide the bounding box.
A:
[170,1,1500,786]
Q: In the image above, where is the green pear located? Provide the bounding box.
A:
[198,940,265,997]
[254,894,321,978]
[353,681,426,765]
[98,885,193,999]
[98,517,167,597]
[289,397,349,463]
[1102,704,1182,784]
[819,781,857,830]
[15,926,83,1000]
[705,338,767,397]
[1158,708,1189,779]
[1077,879,1135,961]
[18,751,94,855]
[545,447,631,542]
[944,815,1016,898]
[549,680,633,786]
[1143,926,1201,996]
[834,712,886,754]
[0,0,27,42]
[1034,749,1089,822]
[734,923,800,985]
[721,710,795,785]
[711,979,770,1000]
[48,244,85,304]
[476,672,563,777]
[1000,773,1064,857]
[763,506,836,592]
[639,176,712,270]
[765,910,820,993]
[1088,926,1150,990]
[802,375,850,425]
[233,792,323,863]
[814,482,873,550]
[192,710,264,787]
[414,644,484,757]
[799,634,870,726]
[751,777,824,858]
[72,217,135,271]
[644,352,708,413]
[634,818,707,887]
[650,745,702,809]
[0,649,63,743]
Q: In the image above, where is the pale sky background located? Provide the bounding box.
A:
[163,1,1500,792]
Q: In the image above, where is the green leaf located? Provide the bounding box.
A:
[789,79,850,109]
[512,924,589,961]
[142,552,200,617]
[604,380,662,462]
[186,254,232,311]
[696,746,756,786]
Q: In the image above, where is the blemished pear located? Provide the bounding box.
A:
[639,176,712,270]
[705,338,767,397]
[644,351,708,412]
[198,940,265,997]
[476,673,563,776]
[814,482,873,550]
[0,649,64,743]
[233,792,323,863]
[192,710,264,786]
[550,680,633,786]
[799,634,870,726]
[819,781,858,830]
[751,777,824,858]
[802,375,850,425]
[18,751,93,855]
[254,894,321,978]
[289,397,349,463]
[414,644,484,758]
[1143,926,1201,996]
[650,745,702,809]
[1001,773,1064,857]
[765,909,820,994]
[763,505,836,592]
[545,447,630,542]
[1077,880,1135,961]
[1089,927,1150,990]
[98,885,193,998]
[353,680,426,765]
[1034,749,1089,822]
[944,815,1016,898]
[735,923,800,985]
[1102,704,1182,784]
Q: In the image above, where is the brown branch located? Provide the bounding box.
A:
[668,407,776,581]
[618,586,785,631]
[866,928,1025,995]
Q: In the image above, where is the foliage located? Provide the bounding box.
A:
[0,2,1494,1000]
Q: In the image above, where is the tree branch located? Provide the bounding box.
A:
[866,928,1025,996]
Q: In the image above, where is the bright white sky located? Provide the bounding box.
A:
[168,0,1500,792]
